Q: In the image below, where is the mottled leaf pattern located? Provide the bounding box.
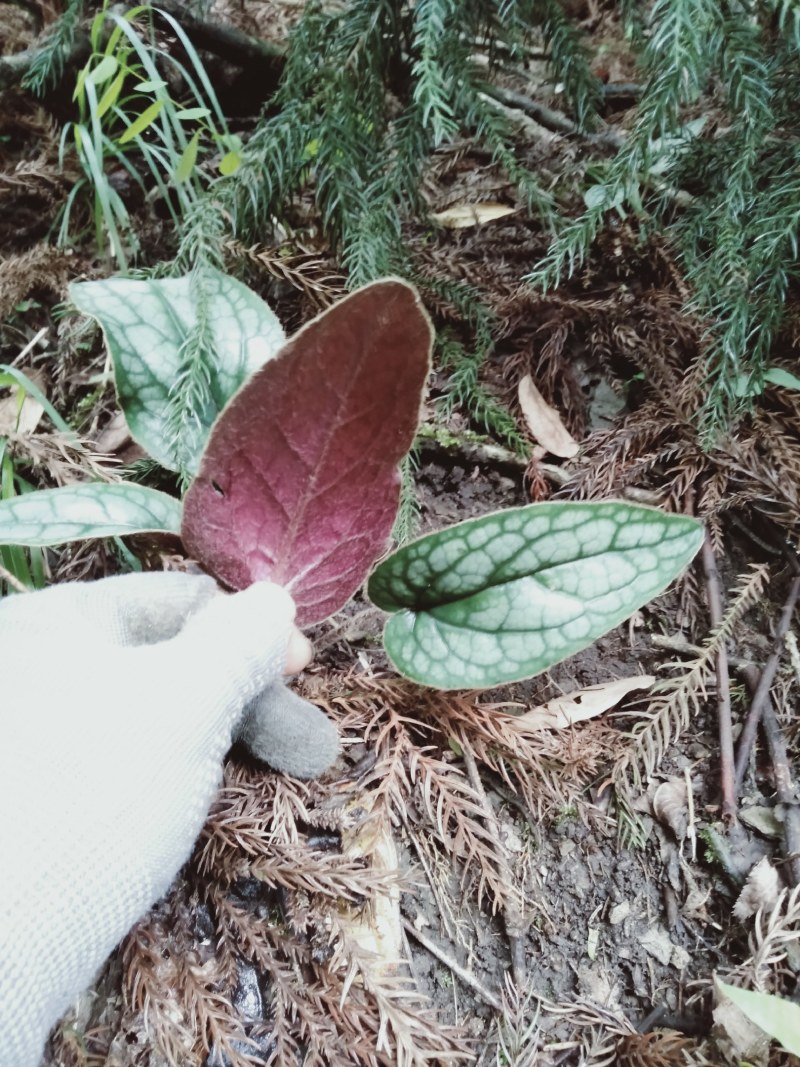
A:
[369,502,703,688]
[0,484,182,545]
[70,268,285,473]
[182,279,433,625]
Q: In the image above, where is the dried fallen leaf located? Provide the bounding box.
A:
[430,202,516,228]
[0,371,45,435]
[640,925,674,966]
[652,778,689,842]
[94,410,131,454]
[518,374,579,459]
[515,675,654,730]
[733,856,781,920]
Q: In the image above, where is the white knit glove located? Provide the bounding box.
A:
[0,572,339,1067]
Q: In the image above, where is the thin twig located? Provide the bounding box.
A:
[737,663,800,888]
[482,84,625,149]
[460,743,527,989]
[701,535,737,823]
[734,576,800,794]
[416,423,528,470]
[401,918,503,1013]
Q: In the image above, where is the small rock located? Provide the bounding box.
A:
[640,924,673,966]
[671,945,691,970]
[608,901,630,926]
[234,965,263,1021]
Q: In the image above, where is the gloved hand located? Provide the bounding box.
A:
[0,572,339,1067]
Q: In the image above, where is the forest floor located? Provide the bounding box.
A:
[2,3,800,1066]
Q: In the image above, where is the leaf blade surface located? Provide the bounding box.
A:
[181,279,433,626]
[69,268,285,473]
[368,501,703,688]
[716,981,800,1056]
[0,484,182,545]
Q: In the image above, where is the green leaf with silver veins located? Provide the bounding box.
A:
[70,267,285,475]
[0,484,182,546]
[368,501,703,689]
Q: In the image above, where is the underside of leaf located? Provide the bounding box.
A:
[368,501,704,689]
[181,279,433,625]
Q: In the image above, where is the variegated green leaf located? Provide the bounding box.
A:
[0,484,182,545]
[369,501,703,689]
[70,268,284,474]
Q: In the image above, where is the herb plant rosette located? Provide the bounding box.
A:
[0,273,703,688]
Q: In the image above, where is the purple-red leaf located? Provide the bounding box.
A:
[181,279,433,625]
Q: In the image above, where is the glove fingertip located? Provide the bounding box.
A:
[246,715,340,779]
[238,684,340,779]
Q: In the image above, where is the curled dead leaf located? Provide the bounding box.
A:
[518,374,579,459]
[431,202,516,229]
[652,778,689,842]
[515,674,654,730]
[733,856,781,920]
[94,410,132,454]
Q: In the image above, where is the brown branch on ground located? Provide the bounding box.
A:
[2,1,285,93]
[734,575,800,795]
[737,664,800,888]
[0,37,90,91]
[701,535,738,824]
[612,564,770,837]
[153,0,285,67]
[483,83,625,149]
[402,917,503,1013]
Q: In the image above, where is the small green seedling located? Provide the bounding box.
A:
[0,271,703,689]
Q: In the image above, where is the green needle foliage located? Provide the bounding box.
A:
[27,0,600,452]
[181,0,599,450]
[217,0,600,286]
[528,0,800,434]
[21,0,85,95]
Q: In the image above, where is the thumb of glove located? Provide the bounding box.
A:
[237,682,340,779]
